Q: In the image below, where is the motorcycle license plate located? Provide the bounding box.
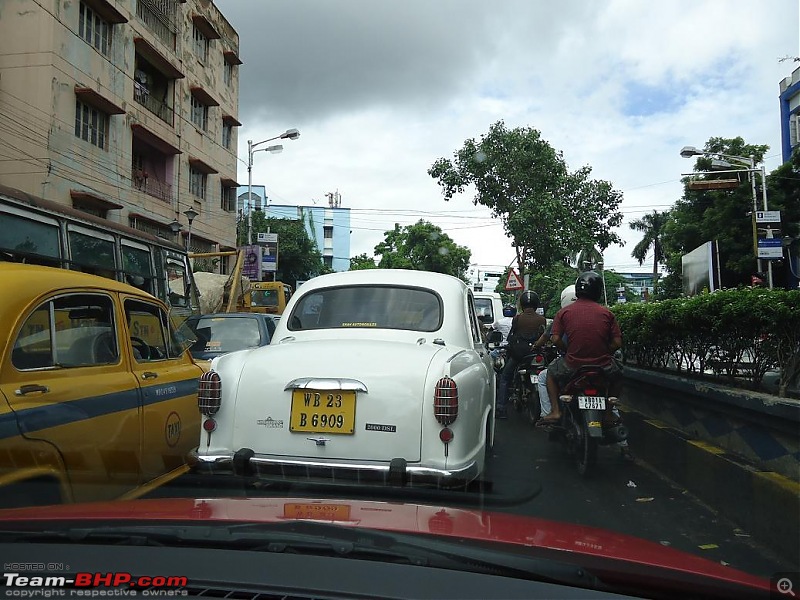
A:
[578,396,606,410]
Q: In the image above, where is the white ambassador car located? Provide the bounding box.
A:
[188,269,496,488]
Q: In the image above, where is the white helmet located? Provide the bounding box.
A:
[560,284,577,308]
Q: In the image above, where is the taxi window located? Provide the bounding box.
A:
[12,294,118,370]
[125,299,182,361]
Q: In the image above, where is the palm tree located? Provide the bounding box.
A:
[629,210,668,283]
[575,246,604,272]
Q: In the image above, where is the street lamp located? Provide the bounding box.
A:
[679,146,773,289]
[169,218,182,243]
[183,207,199,251]
[246,128,300,245]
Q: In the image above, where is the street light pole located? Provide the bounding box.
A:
[183,207,199,251]
[245,128,300,245]
[679,146,773,289]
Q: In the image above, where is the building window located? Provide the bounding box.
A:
[221,185,236,212]
[189,167,206,199]
[324,256,333,269]
[192,25,209,62]
[190,95,209,131]
[790,113,800,148]
[224,61,234,86]
[222,123,233,149]
[323,227,333,240]
[79,2,111,55]
[75,99,108,149]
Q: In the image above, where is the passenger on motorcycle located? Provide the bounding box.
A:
[492,304,517,346]
[541,272,622,425]
[496,291,546,419]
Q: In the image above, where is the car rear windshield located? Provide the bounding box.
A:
[188,316,264,353]
[288,285,442,332]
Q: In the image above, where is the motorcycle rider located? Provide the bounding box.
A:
[496,291,546,419]
[541,272,622,425]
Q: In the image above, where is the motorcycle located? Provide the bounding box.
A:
[540,365,628,477]
[511,346,557,425]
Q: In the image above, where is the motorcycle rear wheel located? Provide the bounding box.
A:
[573,412,598,477]
[525,387,541,425]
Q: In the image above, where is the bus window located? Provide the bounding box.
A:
[0,213,61,266]
[68,230,116,279]
[166,260,189,308]
[122,245,155,295]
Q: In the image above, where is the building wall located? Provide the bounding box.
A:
[261,202,352,272]
[0,0,241,257]
[779,66,800,163]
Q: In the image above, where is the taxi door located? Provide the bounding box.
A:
[122,296,203,485]
[0,291,142,503]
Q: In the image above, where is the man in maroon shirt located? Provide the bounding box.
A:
[541,271,622,424]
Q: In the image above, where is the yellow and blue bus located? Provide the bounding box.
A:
[0,184,200,320]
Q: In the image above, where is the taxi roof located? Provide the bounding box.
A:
[0,263,160,320]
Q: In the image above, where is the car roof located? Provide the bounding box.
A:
[297,269,468,296]
[0,263,161,323]
[191,312,269,319]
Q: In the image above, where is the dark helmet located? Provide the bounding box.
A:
[519,290,540,310]
[575,271,603,302]
[502,304,516,317]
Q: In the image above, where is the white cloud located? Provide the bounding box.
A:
[219,0,798,274]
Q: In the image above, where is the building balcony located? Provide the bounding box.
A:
[134,86,174,126]
[132,169,172,203]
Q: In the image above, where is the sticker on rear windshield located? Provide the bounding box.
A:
[366,423,396,432]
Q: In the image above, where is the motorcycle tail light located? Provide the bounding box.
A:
[584,388,598,396]
[434,377,458,426]
[534,355,543,364]
[198,370,222,416]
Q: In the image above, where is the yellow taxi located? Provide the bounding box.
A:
[0,263,203,507]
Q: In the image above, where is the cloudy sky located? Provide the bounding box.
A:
[218,0,799,273]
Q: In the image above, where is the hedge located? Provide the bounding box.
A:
[612,289,800,397]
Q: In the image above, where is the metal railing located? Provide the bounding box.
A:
[132,170,172,203]
[134,88,173,126]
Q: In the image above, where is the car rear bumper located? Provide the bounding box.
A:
[187,448,479,488]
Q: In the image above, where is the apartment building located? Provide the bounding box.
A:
[779,65,800,163]
[239,187,352,272]
[0,0,241,257]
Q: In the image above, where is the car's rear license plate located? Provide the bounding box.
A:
[578,396,606,410]
[290,390,356,434]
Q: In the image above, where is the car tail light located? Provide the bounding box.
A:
[434,377,458,425]
[203,418,217,432]
[198,370,221,416]
[439,427,454,443]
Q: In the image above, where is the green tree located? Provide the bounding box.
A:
[662,137,769,289]
[629,210,668,284]
[349,253,378,270]
[374,220,471,279]
[242,212,326,287]
[428,120,624,280]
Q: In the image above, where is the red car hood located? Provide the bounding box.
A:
[0,497,768,595]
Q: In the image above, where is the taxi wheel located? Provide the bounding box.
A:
[0,478,62,509]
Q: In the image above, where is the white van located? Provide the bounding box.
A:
[473,291,504,330]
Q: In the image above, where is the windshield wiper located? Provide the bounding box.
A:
[0,521,606,591]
